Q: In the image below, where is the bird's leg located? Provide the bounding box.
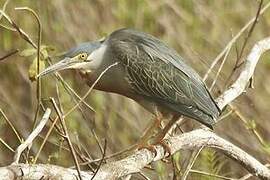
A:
[136,115,162,147]
[150,115,180,157]
[103,116,163,160]
[153,115,180,141]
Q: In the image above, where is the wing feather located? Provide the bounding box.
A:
[107,29,220,126]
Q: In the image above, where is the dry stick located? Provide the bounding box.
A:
[49,64,118,166]
[0,10,37,48]
[138,172,151,180]
[0,138,14,152]
[56,73,95,112]
[33,113,60,164]
[231,105,266,146]
[12,108,51,164]
[202,1,270,81]
[181,146,204,180]
[50,98,83,180]
[224,0,264,89]
[1,9,95,114]
[15,7,43,129]
[64,62,119,117]
[216,36,270,110]
[91,139,107,180]
[34,71,103,164]
[189,169,236,180]
[1,9,97,164]
[235,0,264,68]
[64,63,120,168]
[1,9,96,118]
[176,4,267,176]
[0,49,19,61]
[0,8,97,166]
[217,109,233,122]
[209,45,232,91]
[0,109,22,143]
[0,0,9,21]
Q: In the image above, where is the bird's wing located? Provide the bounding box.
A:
[108,29,220,126]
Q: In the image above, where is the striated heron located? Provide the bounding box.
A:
[38,28,220,148]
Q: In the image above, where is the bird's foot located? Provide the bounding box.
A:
[136,139,172,159]
[153,139,171,158]
[137,143,157,157]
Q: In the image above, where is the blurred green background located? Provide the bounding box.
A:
[1,0,270,179]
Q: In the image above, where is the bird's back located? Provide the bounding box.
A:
[106,28,220,128]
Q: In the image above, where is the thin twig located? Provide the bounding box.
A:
[209,45,232,91]
[189,169,237,180]
[0,108,22,143]
[202,1,270,81]
[0,0,9,21]
[224,0,264,88]
[50,98,83,180]
[216,37,270,110]
[235,0,264,68]
[217,109,234,122]
[91,139,107,180]
[0,49,19,61]
[0,10,37,48]
[230,104,266,146]
[64,62,119,117]
[181,146,204,180]
[12,108,51,164]
[15,7,43,129]
[33,112,60,164]
[0,138,14,152]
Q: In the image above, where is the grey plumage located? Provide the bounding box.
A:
[105,28,220,128]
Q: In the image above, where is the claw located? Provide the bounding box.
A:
[154,140,172,158]
[137,144,157,157]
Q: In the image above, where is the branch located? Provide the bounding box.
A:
[216,37,270,110]
[0,129,269,179]
[12,108,51,164]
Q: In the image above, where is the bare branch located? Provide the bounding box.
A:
[203,1,270,81]
[15,7,43,129]
[216,37,270,110]
[50,98,83,180]
[12,108,51,164]
[0,49,19,61]
[1,129,269,179]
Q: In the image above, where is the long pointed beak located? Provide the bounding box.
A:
[37,57,73,78]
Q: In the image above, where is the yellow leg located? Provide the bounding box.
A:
[137,116,162,146]
[153,115,180,143]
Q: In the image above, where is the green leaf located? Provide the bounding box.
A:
[246,120,256,130]
[28,57,45,82]
[20,48,36,57]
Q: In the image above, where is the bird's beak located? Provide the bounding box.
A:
[37,57,75,78]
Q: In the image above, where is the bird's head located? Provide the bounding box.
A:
[37,39,107,77]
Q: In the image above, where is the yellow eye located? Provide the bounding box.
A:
[79,53,88,60]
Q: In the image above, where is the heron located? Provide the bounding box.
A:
[38,28,220,150]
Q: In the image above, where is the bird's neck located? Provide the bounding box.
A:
[78,69,131,96]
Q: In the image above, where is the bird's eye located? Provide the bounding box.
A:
[79,53,88,60]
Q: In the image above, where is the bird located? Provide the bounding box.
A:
[38,28,220,147]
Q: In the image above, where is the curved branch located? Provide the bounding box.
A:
[0,129,269,179]
[216,37,270,110]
